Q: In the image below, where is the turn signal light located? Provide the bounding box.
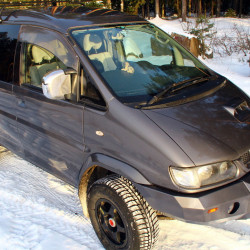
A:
[207,207,218,214]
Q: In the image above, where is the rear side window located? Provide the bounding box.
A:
[0,24,20,83]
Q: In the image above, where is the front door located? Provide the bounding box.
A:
[14,25,85,186]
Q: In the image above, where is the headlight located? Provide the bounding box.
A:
[170,162,238,189]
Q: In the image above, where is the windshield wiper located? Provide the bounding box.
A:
[147,76,211,106]
[170,76,212,93]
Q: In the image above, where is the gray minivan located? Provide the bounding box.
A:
[0,6,249,250]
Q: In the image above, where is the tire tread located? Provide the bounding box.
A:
[93,175,159,249]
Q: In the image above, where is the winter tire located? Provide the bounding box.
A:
[87,175,159,250]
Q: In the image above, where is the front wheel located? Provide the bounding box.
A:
[87,175,159,250]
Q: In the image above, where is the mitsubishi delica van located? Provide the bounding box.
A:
[0,6,249,249]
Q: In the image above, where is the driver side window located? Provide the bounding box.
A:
[19,25,78,91]
[22,43,67,88]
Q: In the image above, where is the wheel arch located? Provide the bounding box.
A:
[78,153,151,217]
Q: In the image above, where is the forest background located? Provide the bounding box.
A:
[0,0,249,20]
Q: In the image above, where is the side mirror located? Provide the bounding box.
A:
[42,69,76,100]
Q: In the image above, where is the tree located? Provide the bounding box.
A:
[121,0,124,12]
[233,0,238,11]
[155,0,160,17]
[211,0,215,16]
[198,0,202,16]
[174,0,181,16]
[161,0,165,17]
[188,0,192,17]
[146,0,150,19]
[124,0,145,14]
[190,15,216,58]
[239,0,243,18]
[106,0,111,9]
[182,0,187,21]
[216,0,221,17]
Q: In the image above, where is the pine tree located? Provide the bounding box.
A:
[182,0,187,21]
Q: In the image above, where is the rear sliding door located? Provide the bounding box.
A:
[0,24,22,154]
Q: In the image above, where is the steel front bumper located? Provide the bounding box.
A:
[135,173,250,222]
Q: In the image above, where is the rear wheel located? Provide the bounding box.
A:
[87,175,159,250]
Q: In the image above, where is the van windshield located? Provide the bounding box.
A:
[71,24,213,105]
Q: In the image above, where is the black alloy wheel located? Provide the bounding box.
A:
[87,175,159,250]
[96,198,128,247]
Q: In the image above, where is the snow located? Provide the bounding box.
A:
[1,147,250,249]
[200,18,250,95]
[200,56,250,95]
[0,17,250,249]
[150,17,195,38]
[0,147,101,250]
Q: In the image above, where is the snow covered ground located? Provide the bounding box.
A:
[1,147,250,250]
[0,17,249,250]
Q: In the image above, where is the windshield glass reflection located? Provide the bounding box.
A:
[71,24,211,104]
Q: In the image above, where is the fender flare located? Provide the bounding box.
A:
[77,154,151,218]
[78,153,151,186]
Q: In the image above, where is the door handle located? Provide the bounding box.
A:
[18,99,26,108]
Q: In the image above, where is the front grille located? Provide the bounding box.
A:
[240,150,250,169]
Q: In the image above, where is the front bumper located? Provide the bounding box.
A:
[135,173,250,222]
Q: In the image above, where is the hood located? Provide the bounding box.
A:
[142,81,250,166]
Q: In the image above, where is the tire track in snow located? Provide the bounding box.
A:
[0,147,103,249]
[7,219,46,250]
[0,148,82,215]
[0,189,101,249]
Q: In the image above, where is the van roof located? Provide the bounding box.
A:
[1,7,146,33]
